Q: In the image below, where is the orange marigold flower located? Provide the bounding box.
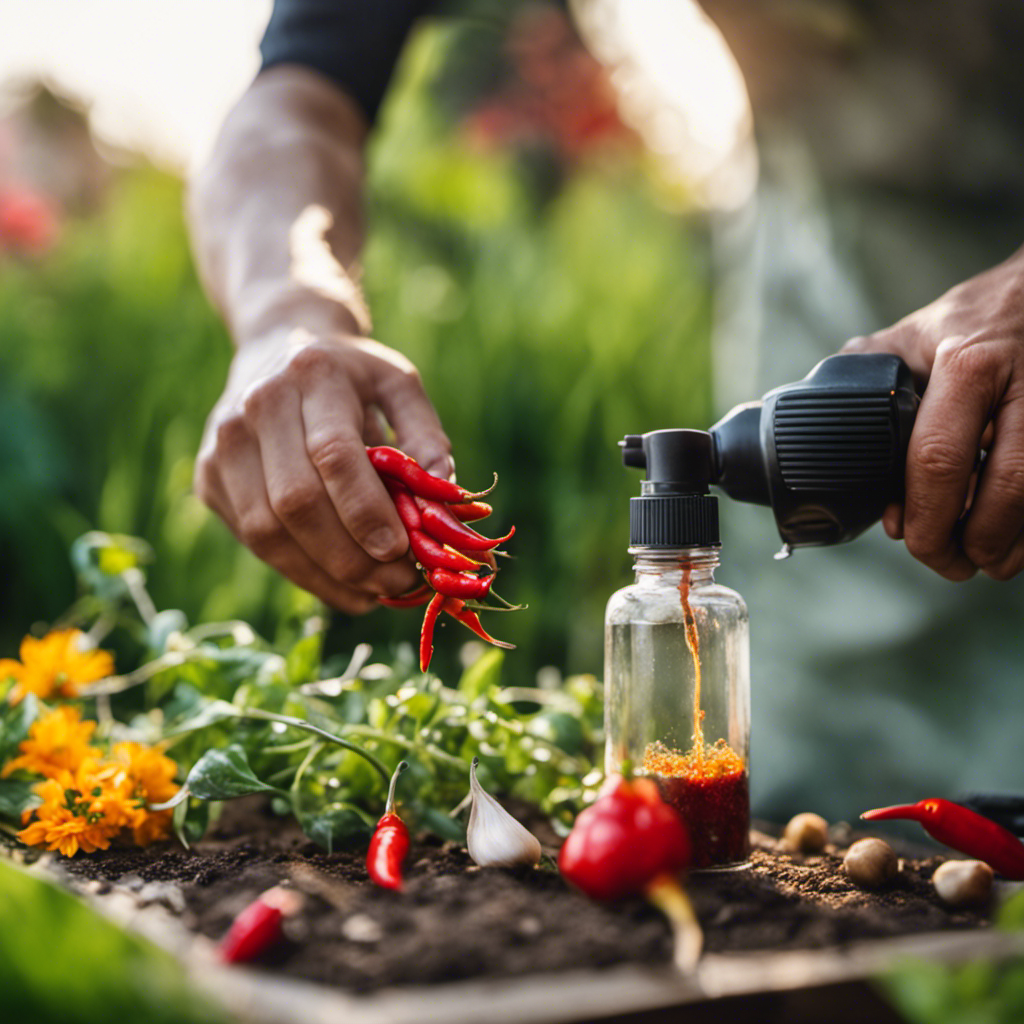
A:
[1,705,102,780]
[16,774,123,856]
[0,629,114,704]
[109,742,180,846]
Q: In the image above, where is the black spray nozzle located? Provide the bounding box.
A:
[619,430,719,547]
[621,353,919,552]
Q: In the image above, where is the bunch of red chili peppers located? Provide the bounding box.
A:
[368,446,520,672]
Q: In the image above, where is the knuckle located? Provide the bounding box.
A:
[241,377,288,422]
[903,523,950,566]
[937,336,1004,382]
[307,434,361,480]
[288,343,337,380]
[912,435,965,485]
[270,482,321,528]
[238,513,287,557]
[213,414,249,452]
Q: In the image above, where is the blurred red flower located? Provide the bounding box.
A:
[0,183,60,255]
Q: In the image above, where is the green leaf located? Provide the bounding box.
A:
[147,609,188,654]
[998,888,1024,930]
[526,711,585,755]
[0,777,39,821]
[0,859,227,1024]
[163,699,239,736]
[298,804,374,853]
[458,647,504,701]
[415,805,467,844]
[0,693,38,763]
[172,795,210,849]
[184,744,285,802]
[286,632,322,686]
[70,531,153,599]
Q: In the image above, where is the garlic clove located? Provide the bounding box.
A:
[780,812,829,854]
[466,757,542,869]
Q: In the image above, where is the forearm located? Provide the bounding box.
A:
[188,64,372,348]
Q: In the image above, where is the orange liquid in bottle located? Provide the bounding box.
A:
[641,568,749,868]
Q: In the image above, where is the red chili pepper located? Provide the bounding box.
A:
[367,446,496,503]
[559,774,701,969]
[862,798,1024,880]
[219,886,302,963]
[443,598,514,650]
[426,568,494,600]
[381,476,422,532]
[413,495,515,551]
[367,761,411,891]
[379,583,432,608]
[447,501,493,522]
[408,528,487,573]
[419,591,445,672]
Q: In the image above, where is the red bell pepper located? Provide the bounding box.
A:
[559,773,701,969]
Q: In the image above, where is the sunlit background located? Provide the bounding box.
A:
[2,0,1022,828]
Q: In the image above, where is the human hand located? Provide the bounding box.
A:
[843,245,1024,580]
[194,329,453,612]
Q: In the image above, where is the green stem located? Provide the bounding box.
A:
[290,741,325,814]
[235,708,391,786]
[343,724,469,773]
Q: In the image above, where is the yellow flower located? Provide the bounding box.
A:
[0,630,114,704]
[1,705,102,780]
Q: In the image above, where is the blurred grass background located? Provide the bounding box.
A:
[0,13,711,688]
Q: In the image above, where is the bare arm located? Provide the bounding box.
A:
[189,65,452,612]
[844,244,1024,581]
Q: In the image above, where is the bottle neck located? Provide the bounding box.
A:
[628,546,720,585]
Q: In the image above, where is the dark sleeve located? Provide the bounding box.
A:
[259,0,437,124]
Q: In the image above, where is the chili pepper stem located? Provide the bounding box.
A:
[384,761,409,816]
[644,873,703,973]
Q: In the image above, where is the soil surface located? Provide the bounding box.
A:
[58,799,992,993]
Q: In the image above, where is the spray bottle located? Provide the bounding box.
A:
[605,353,918,868]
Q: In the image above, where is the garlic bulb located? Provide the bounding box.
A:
[466,757,542,868]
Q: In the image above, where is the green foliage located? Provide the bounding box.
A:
[877,890,1024,1024]
[0,860,227,1024]
[0,538,604,851]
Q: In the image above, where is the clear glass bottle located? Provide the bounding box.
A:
[608,430,750,869]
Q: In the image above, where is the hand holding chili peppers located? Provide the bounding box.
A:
[862,797,1024,880]
[559,773,702,971]
[368,761,411,890]
[368,446,520,672]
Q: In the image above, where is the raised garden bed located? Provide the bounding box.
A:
[26,797,1021,1024]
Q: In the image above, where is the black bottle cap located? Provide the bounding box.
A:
[620,430,720,547]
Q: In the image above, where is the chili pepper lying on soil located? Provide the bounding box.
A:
[367,761,410,890]
[219,886,303,964]
[862,798,1024,880]
[559,773,702,970]
[367,446,496,503]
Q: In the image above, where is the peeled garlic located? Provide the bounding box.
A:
[466,757,542,868]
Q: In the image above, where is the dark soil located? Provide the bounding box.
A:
[59,799,991,993]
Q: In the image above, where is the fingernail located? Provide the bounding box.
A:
[365,527,401,561]
[423,454,456,482]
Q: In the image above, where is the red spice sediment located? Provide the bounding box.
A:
[643,740,749,869]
